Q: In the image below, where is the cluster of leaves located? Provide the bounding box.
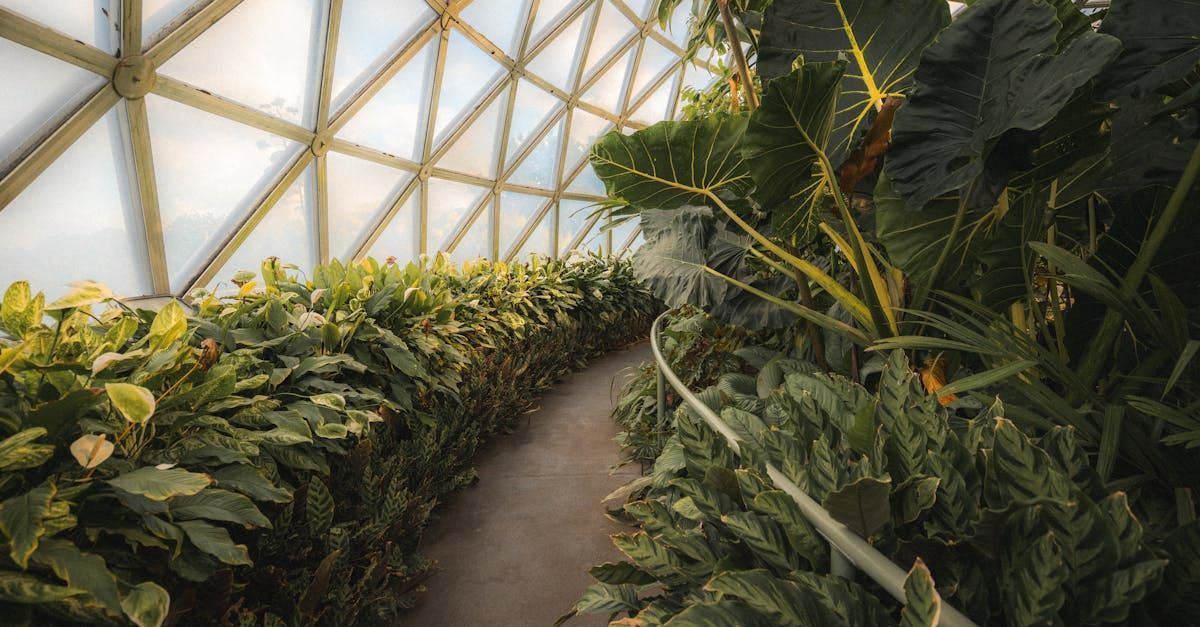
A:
[0,252,657,626]
[571,350,1200,624]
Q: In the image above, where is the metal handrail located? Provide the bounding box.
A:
[651,312,977,627]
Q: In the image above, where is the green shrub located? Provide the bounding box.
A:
[0,253,657,625]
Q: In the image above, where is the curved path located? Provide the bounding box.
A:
[406,343,652,626]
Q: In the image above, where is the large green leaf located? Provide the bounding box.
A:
[176,520,251,566]
[885,0,1121,210]
[743,61,843,222]
[107,468,212,502]
[31,538,122,614]
[0,483,56,568]
[1098,0,1200,102]
[758,0,951,163]
[168,489,271,529]
[590,115,752,210]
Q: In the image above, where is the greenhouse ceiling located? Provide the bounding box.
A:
[0,0,717,299]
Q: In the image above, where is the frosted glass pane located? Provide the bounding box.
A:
[624,0,652,20]
[0,106,150,298]
[336,38,436,161]
[559,199,597,252]
[529,0,579,46]
[147,95,303,292]
[210,164,317,289]
[681,61,717,93]
[629,75,676,125]
[427,178,489,252]
[331,0,434,111]
[438,95,506,178]
[631,39,677,101]
[525,10,587,91]
[563,111,611,176]
[566,165,606,197]
[449,210,492,263]
[581,47,635,112]
[582,1,636,80]
[434,30,506,143]
[144,0,196,44]
[1,0,119,54]
[506,80,560,169]
[499,191,549,254]
[666,3,690,47]
[327,152,411,259]
[368,189,419,263]
[0,38,105,171]
[508,118,562,189]
[461,0,532,58]
[159,0,325,126]
[514,209,552,259]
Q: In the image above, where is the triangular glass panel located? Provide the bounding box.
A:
[327,152,412,260]
[507,117,563,189]
[562,111,612,179]
[448,206,493,263]
[565,164,606,197]
[611,214,639,253]
[158,0,326,127]
[437,93,506,178]
[331,0,435,111]
[582,1,637,80]
[144,0,197,46]
[629,73,677,125]
[580,47,635,112]
[499,191,550,254]
[146,94,305,293]
[336,38,437,162]
[629,38,677,103]
[434,30,507,144]
[368,187,420,263]
[524,9,588,91]
[427,177,491,253]
[0,38,105,171]
[461,0,533,59]
[665,2,691,48]
[0,1,119,54]
[558,199,599,253]
[505,80,561,169]
[681,59,718,94]
[0,104,151,299]
[513,206,553,260]
[209,162,318,291]
[528,0,580,47]
[624,0,652,20]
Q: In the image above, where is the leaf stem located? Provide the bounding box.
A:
[717,0,758,110]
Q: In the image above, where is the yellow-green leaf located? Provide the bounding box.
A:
[45,281,113,311]
[147,300,187,350]
[121,581,170,627]
[106,383,156,424]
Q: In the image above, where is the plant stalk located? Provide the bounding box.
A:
[716,0,758,110]
[1073,140,1200,399]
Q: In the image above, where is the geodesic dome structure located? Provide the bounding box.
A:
[0,0,718,299]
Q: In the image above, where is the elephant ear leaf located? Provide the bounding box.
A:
[758,0,950,164]
[589,115,752,211]
[885,0,1121,211]
[900,558,942,627]
[742,60,844,237]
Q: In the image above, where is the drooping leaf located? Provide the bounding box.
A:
[176,519,252,566]
[105,383,156,425]
[820,476,891,538]
[705,569,836,625]
[900,558,941,627]
[45,281,112,311]
[0,483,56,568]
[0,571,83,603]
[168,489,271,529]
[588,561,657,586]
[591,115,752,211]
[31,538,122,614]
[885,0,1121,210]
[742,60,844,226]
[107,468,212,502]
[120,581,170,627]
[211,464,292,503]
[758,0,951,163]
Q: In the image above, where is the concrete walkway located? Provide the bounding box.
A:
[406,342,652,626]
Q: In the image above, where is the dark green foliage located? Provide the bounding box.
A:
[0,253,658,625]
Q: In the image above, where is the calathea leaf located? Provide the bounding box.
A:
[742,60,843,229]
[661,600,775,627]
[588,561,657,586]
[757,0,951,164]
[590,115,752,211]
[705,569,837,625]
[900,558,941,627]
[821,476,892,538]
[1002,531,1068,625]
[885,0,1121,211]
